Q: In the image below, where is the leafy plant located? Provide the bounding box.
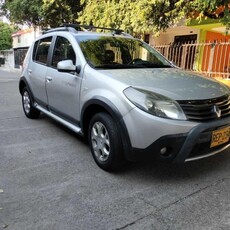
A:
[0,21,13,50]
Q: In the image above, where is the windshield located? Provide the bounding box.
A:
[76,35,172,69]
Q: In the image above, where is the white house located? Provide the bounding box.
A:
[12,27,42,68]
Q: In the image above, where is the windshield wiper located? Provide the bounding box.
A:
[94,64,145,69]
[141,63,172,68]
[94,64,120,69]
[128,59,172,68]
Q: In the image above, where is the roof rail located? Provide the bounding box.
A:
[42,24,131,37]
[42,26,77,34]
[121,32,134,38]
[61,23,124,35]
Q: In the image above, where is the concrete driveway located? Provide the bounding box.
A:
[0,69,230,230]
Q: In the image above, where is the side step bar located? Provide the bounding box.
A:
[35,104,83,135]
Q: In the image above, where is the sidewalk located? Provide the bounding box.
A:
[0,66,21,74]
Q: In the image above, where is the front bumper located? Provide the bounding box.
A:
[174,116,230,163]
[129,116,230,163]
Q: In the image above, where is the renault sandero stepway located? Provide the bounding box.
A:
[19,24,230,171]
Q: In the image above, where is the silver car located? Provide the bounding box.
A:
[19,24,230,171]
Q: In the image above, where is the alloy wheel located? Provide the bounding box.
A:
[91,121,110,162]
[23,90,31,114]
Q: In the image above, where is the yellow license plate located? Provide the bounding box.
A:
[210,127,230,148]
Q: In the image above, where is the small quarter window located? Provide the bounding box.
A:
[33,37,52,65]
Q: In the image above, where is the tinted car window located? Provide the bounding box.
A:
[52,36,76,68]
[33,37,52,65]
[77,36,171,69]
[32,40,39,61]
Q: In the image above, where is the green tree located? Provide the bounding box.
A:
[79,0,230,34]
[188,0,230,30]
[42,0,85,27]
[79,0,149,33]
[1,0,85,27]
[1,0,43,26]
[1,0,229,32]
[0,21,13,50]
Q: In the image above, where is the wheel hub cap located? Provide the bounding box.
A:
[91,122,110,162]
[23,91,30,114]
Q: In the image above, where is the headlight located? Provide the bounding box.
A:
[124,87,187,120]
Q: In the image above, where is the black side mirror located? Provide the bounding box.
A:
[76,65,81,74]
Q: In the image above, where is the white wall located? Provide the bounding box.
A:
[12,27,42,49]
[149,26,200,45]
[0,50,15,69]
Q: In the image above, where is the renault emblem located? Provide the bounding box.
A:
[213,105,221,118]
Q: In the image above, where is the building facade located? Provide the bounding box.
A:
[12,27,42,68]
[149,16,230,78]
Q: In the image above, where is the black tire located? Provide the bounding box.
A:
[88,112,124,171]
[22,87,40,119]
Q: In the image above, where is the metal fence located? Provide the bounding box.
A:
[14,48,29,68]
[152,40,230,78]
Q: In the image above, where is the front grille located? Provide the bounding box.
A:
[178,94,230,121]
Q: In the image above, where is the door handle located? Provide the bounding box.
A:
[46,76,53,82]
[28,69,32,75]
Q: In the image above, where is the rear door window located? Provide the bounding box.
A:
[33,37,52,65]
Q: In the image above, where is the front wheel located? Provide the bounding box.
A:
[88,112,124,171]
[22,87,40,119]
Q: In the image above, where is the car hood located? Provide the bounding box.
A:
[99,68,230,100]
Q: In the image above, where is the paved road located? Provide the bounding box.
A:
[1,69,230,230]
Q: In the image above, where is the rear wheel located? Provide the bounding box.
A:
[88,112,124,171]
[22,87,40,119]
